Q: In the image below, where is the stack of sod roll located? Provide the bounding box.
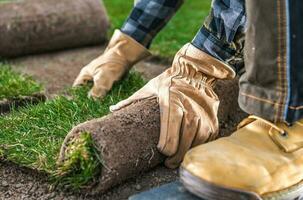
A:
[0,0,109,57]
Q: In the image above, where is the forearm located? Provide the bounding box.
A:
[121,0,184,48]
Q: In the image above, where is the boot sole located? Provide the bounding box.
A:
[180,167,303,200]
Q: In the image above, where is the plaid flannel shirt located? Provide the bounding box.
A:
[121,0,246,72]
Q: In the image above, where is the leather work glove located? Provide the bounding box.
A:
[73,29,151,98]
[110,43,235,168]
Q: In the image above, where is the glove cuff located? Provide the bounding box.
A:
[176,43,236,80]
[106,29,152,67]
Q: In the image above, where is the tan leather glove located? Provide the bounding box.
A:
[110,43,235,168]
[73,29,151,98]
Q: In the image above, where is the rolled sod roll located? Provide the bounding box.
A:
[58,79,246,194]
[58,98,164,194]
[215,78,246,123]
[0,0,109,58]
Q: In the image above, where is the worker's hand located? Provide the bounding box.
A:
[73,29,151,99]
[110,43,235,168]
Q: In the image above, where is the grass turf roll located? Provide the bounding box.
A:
[57,78,246,194]
[58,98,163,194]
[0,0,109,58]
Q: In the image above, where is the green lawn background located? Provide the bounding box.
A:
[103,0,211,58]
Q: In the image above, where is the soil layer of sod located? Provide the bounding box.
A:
[0,64,45,114]
[0,72,146,188]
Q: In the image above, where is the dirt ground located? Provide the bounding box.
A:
[10,46,168,96]
[0,45,243,200]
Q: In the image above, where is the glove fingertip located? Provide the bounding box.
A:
[87,91,101,101]
[72,82,81,87]
[109,105,118,112]
[73,77,87,87]
[109,101,128,112]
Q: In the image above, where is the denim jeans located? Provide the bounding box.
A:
[239,0,303,123]
[121,0,303,123]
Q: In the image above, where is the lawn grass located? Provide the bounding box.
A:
[0,71,145,188]
[0,0,13,3]
[103,0,211,58]
[0,64,42,100]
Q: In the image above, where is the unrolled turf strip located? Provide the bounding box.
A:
[0,72,146,188]
[0,0,109,57]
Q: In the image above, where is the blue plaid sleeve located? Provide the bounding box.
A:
[192,0,246,73]
[121,0,246,72]
[121,0,183,48]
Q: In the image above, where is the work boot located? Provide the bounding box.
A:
[180,115,303,200]
[73,29,151,98]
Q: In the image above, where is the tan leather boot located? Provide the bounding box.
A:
[73,29,151,98]
[181,115,303,200]
[111,43,235,168]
